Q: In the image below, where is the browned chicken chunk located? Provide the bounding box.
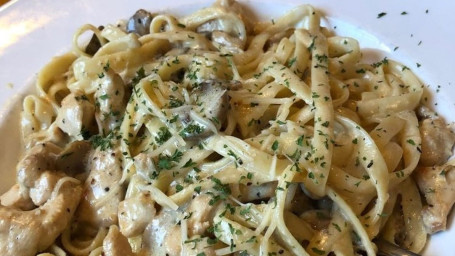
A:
[415,164,455,233]
[0,179,82,256]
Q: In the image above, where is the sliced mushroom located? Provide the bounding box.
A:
[127,9,153,36]
[195,15,247,51]
[85,26,104,56]
[415,164,455,234]
[192,80,230,129]
[211,30,245,53]
[172,80,231,143]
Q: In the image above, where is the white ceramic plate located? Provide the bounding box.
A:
[0,0,454,254]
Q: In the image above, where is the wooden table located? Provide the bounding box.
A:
[0,0,9,6]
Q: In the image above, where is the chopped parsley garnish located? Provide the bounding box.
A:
[209,177,231,205]
[315,54,328,63]
[406,139,416,145]
[90,133,115,151]
[155,127,172,145]
[371,57,388,68]
[99,94,110,100]
[176,184,184,192]
[287,57,297,67]
[157,150,183,170]
[168,98,184,108]
[271,140,279,151]
[184,238,202,249]
[172,56,180,64]
[307,36,317,52]
[240,205,252,216]
[183,158,197,168]
[131,67,146,87]
[296,135,304,146]
[311,247,326,255]
[332,223,341,232]
[103,61,110,72]
[377,12,387,18]
[180,123,205,138]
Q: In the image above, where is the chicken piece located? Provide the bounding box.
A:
[29,171,65,206]
[16,142,61,189]
[142,208,179,255]
[162,226,217,256]
[415,164,455,233]
[94,70,126,134]
[24,123,68,150]
[165,231,217,256]
[75,148,124,228]
[118,191,156,237]
[134,153,157,178]
[185,242,216,256]
[0,184,34,210]
[143,204,217,255]
[164,230,217,256]
[419,116,455,166]
[2,141,92,210]
[103,225,134,256]
[0,179,82,256]
[163,225,182,256]
[187,194,217,236]
[56,91,95,138]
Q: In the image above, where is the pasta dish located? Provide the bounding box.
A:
[1,0,454,255]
